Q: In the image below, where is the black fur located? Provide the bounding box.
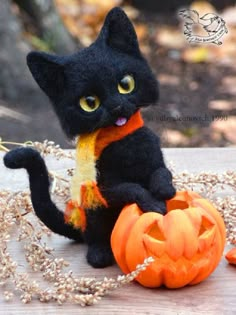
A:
[4,7,176,268]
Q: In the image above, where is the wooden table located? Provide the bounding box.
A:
[0,148,236,315]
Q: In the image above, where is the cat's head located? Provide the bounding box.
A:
[27,7,159,138]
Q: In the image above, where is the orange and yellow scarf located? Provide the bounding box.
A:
[64,111,144,231]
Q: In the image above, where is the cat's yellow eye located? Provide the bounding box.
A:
[79,95,100,112]
[118,75,135,94]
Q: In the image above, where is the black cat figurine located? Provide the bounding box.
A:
[4,7,176,268]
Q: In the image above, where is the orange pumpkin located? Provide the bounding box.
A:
[111,191,226,288]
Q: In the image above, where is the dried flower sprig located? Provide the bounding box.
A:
[33,140,74,160]
[0,138,74,159]
[0,139,236,306]
[0,190,154,306]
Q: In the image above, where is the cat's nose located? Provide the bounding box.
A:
[112,105,122,114]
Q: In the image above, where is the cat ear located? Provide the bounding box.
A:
[27,51,65,99]
[97,7,141,57]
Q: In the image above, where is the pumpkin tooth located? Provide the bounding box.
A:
[190,257,212,285]
[143,234,165,258]
[163,263,189,288]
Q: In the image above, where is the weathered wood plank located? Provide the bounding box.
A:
[0,148,236,314]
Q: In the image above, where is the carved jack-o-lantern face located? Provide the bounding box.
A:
[111,191,226,288]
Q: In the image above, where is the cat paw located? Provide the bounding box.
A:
[87,244,115,268]
[138,199,167,215]
[4,147,40,170]
[149,168,176,200]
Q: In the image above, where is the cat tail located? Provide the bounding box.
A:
[3,147,83,242]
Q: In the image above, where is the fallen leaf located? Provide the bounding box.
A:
[189,81,199,90]
[209,100,236,111]
[158,74,180,86]
[211,116,236,144]
[155,27,186,49]
[135,23,148,42]
[182,47,209,63]
[55,0,81,17]
[190,1,216,16]
[163,129,188,146]
[221,6,236,27]
[55,0,122,45]
[89,0,121,7]
[182,127,199,138]
[221,76,236,95]
[122,5,140,20]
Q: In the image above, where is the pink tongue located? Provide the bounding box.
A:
[115,117,127,126]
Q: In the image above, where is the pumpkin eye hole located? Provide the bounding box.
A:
[166,200,189,212]
[147,224,166,241]
[118,75,135,94]
[79,95,100,112]
[198,217,214,236]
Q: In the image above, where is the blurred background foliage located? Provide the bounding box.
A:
[0,0,236,147]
